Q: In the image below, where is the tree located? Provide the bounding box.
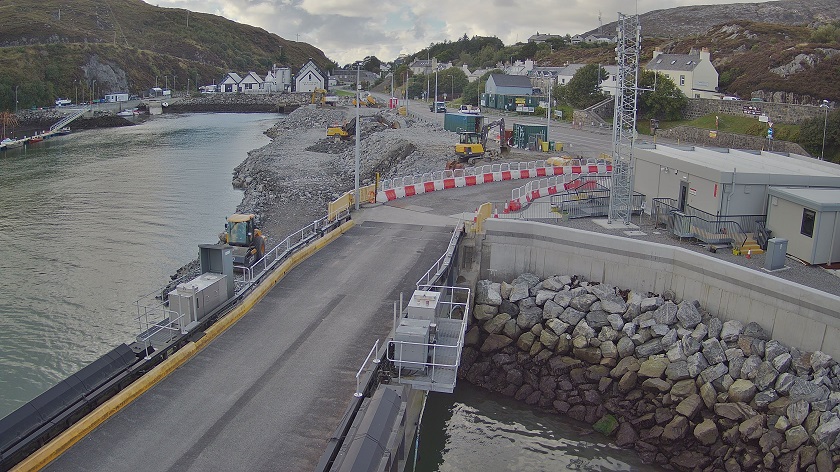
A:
[557,64,609,109]
[462,69,503,105]
[798,108,840,162]
[637,71,688,121]
[363,56,381,73]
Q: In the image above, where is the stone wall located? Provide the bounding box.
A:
[166,92,320,113]
[684,98,826,125]
[481,219,840,359]
[461,274,840,471]
[656,126,810,155]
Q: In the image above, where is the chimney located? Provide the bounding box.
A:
[700,47,711,62]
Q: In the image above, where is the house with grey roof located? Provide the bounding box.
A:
[295,59,327,93]
[645,47,719,99]
[219,72,243,93]
[528,32,564,43]
[485,74,533,95]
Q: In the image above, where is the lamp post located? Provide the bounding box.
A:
[173,75,178,95]
[547,79,552,145]
[91,80,96,105]
[821,101,829,161]
[14,85,19,113]
[450,75,454,102]
[354,64,361,210]
[434,70,438,113]
[74,79,78,105]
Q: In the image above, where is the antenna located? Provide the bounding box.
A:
[599,11,603,34]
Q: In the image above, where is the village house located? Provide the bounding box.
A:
[295,59,327,92]
[264,65,291,92]
[485,74,533,96]
[645,47,719,99]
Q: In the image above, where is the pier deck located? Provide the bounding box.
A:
[46,219,455,472]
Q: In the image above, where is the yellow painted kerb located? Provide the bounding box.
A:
[12,219,355,472]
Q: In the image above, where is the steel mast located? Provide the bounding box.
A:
[608,13,642,225]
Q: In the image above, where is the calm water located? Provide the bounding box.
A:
[0,113,276,417]
[412,383,660,472]
[1,113,656,470]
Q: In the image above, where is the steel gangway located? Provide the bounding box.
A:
[50,106,90,132]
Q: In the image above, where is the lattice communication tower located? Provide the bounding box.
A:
[608,13,642,224]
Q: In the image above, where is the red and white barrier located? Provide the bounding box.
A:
[375,160,612,203]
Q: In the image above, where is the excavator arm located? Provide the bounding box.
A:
[480,118,508,152]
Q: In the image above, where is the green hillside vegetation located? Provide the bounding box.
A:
[0,0,333,110]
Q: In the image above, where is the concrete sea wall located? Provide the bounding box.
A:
[479,219,840,359]
[461,270,840,471]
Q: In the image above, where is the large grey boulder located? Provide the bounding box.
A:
[553,291,573,309]
[600,296,627,315]
[729,379,757,403]
[635,339,664,358]
[559,307,586,326]
[640,296,663,313]
[617,337,636,358]
[743,321,770,341]
[542,276,566,292]
[475,280,502,306]
[570,293,598,312]
[790,378,830,403]
[676,394,703,419]
[702,338,727,365]
[755,362,779,390]
[653,302,678,325]
[499,299,520,317]
[542,300,564,320]
[785,425,810,449]
[694,419,719,445]
[516,306,543,330]
[665,360,691,381]
[687,352,710,378]
[586,310,610,329]
[765,340,789,362]
[546,318,570,336]
[480,334,513,353]
[483,313,511,335]
[788,400,810,427]
[473,304,498,321]
[700,363,728,384]
[721,320,744,343]
[535,289,557,307]
[676,301,702,329]
[572,320,597,340]
[512,273,541,288]
[812,415,840,450]
[508,283,530,303]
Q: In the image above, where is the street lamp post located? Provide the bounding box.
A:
[74,79,78,105]
[434,70,438,113]
[450,75,454,102]
[14,85,19,113]
[821,101,829,161]
[547,80,552,145]
[354,64,361,211]
[91,80,96,105]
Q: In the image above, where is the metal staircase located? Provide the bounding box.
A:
[50,106,90,132]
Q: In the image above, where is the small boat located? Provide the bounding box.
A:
[28,136,44,143]
[54,128,71,136]
[1,138,24,149]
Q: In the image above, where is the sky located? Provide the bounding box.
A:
[147,0,773,66]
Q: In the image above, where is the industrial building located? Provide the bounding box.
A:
[633,145,840,264]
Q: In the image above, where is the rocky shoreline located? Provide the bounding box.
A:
[462,273,840,471]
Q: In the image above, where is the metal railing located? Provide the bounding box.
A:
[552,189,644,220]
[510,169,612,203]
[387,285,471,389]
[651,198,762,247]
[50,106,90,131]
[134,206,352,355]
[354,339,380,397]
[416,221,465,290]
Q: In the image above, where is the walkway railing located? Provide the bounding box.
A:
[50,106,90,131]
[416,221,465,290]
[651,198,762,248]
[135,206,352,354]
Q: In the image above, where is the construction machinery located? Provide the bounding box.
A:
[352,93,377,107]
[326,118,356,141]
[453,118,509,164]
[219,213,267,267]
[311,88,338,106]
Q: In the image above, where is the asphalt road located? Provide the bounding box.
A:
[46,220,454,472]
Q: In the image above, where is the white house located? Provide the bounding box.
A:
[239,72,264,94]
[528,32,564,44]
[264,65,291,92]
[409,58,436,75]
[645,47,719,99]
[219,72,243,93]
[295,59,327,93]
[570,35,584,45]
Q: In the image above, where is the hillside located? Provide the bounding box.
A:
[582,0,840,39]
[0,0,333,110]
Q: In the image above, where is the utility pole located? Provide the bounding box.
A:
[434,70,438,112]
[354,64,361,210]
[822,103,829,161]
[547,80,552,145]
[15,85,19,113]
[74,79,78,105]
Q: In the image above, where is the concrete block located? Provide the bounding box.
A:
[745,298,777,334]
[821,325,840,360]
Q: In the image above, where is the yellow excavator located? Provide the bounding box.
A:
[219,213,267,266]
[453,118,508,164]
[326,117,356,141]
[352,93,377,107]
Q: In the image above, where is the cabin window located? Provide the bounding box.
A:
[801,208,816,238]
[680,75,686,86]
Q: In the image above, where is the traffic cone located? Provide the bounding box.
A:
[746,249,752,259]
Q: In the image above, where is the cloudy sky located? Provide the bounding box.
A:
[147,0,772,65]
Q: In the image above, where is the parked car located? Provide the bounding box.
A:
[459,104,481,114]
[430,101,446,113]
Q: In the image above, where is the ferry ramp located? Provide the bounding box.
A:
[45,218,457,472]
